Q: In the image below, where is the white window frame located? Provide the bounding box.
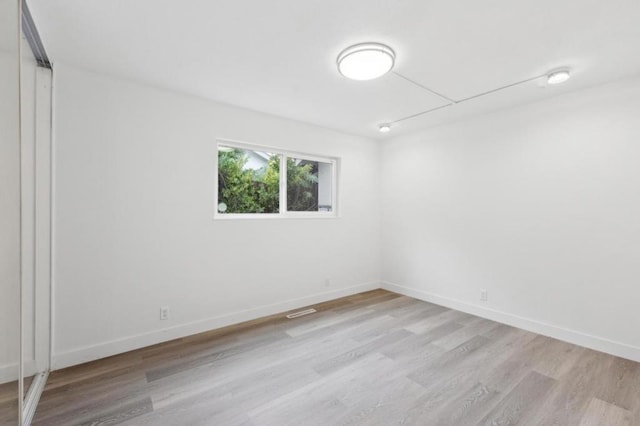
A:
[214,139,339,220]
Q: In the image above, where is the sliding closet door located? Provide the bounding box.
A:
[20,9,52,419]
[21,27,37,401]
[0,0,22,424]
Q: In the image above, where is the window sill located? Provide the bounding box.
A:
[213,212,339,220]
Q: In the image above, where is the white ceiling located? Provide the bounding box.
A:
[28,0,640,139]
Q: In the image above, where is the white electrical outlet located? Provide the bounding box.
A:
[480,290,488,302]
[324,278,332,287]
[160,306,170,320]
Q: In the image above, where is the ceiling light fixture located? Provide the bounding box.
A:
[337,42,395,81]
[547,69,571,85]
[378,123,391,133]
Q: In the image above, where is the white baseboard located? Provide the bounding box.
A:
[382,281,640,363]
[51,279,640,371]
[0,360,38,385]
[52,281,381,370]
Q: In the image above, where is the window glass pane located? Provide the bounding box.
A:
[287,157,333,212]
[217,146,280,214]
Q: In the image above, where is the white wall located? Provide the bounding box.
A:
[52,64,382,368]
[51,62,640,368]
[381,76,640,361]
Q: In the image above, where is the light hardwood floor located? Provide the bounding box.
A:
[0,381,19,426]
[31,290,640,425]
[0,372,35,425]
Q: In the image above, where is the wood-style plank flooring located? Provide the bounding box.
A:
[31,290,640,425]
[0,380,19,426]
[0,373,35,424]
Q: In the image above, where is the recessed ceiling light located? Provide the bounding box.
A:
[547,69,571,85]
[337,43,395,81]
[378,123,391,133]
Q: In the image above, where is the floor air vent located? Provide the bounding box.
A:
[286,308,317,319]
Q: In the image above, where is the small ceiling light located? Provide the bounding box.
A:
[378,123,391,133]
[337,42,395,81]
[547,69,571,85]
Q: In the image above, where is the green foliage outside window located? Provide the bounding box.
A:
[217,148,319,214]
[287,159,319,211]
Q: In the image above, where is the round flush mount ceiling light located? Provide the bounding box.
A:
[337,42,396,81]
[547,69,571,85]
[378,123,391,133]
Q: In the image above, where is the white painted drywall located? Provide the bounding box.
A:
[381,76,640,359]
[50,62,640,368]
[51,64,382,368]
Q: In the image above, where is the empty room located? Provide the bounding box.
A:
[2,0,640,425]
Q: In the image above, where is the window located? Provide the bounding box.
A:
[287,157,333,212]
[217,146,280,214]
[216,141,337,218]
